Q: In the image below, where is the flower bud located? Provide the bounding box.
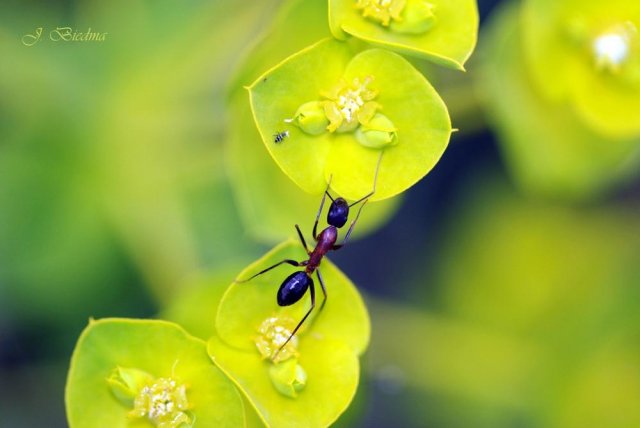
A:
[289,101,329,135]
[268,358,308,398]
[390,0,436,35]
[106,366,154,404]
[355,113,398,148]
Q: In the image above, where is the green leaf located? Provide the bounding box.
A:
[159,268,241,340]
[436,174,640,342]
[477,2,640,199]
[208,334,359,428]
[249,38,451,201]
[228,0,332,96]
[215,240,370,356]
[329,0,478,69]
[66,319,245,427]
[522,0,640,138]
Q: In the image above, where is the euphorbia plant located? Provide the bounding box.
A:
[329,0,478,69]
[225,0,476,419]
[65,0,478,426]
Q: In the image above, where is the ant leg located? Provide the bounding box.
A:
[332,199,368,250]
[234,259,305,283]
[316,269,328,313]
[313,177,335,240]
[348,190,374,208]
[295,224,310,254]
[274,282,316,358]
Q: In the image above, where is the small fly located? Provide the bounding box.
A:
[273,130,289,144]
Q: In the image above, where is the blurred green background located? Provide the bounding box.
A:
[1,0,639,427]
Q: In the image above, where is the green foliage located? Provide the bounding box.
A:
[329,0,478,69]
[522,0,640,138]
[432,176,640,426]
[477,2,640,199]
[0,0,271,326]
[65,319,245,427]
[366,172,640,426]
[7,0,640,426]
[249,39,451,201]
[57,0,479,426]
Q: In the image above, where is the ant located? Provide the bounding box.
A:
[236,155,382,357]
[273,130,289,144]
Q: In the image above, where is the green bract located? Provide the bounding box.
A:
[522,0,640,138]
[208,335,358,428]
[228,84,399,243]
[208,240,369,427]
[249,38,451,201]
[478,2,640,199]
[66,319,245,428]
[329,0,478,69]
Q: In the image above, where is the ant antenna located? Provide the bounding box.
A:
[372,151,383,193]
[348,151,383,207]
[171,359,180,377]
[326,174,335,201]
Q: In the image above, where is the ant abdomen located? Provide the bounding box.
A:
[277,271,313,306]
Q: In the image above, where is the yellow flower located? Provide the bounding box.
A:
[322,76,380,132]
[355,0,406,26]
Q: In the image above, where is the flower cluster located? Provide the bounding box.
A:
[287,75,399,149]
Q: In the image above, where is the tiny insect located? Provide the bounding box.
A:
[236,153,383,358]
[273,130,289,144]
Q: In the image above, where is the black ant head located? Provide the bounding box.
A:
[327,197,349,228]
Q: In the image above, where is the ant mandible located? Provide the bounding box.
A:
[237,155,382,356]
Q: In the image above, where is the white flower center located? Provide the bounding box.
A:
[338,91,365,123]
[594,33,628,65]
[592,23,637,71]
[130,377,191,427]
[255,316,299,363]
